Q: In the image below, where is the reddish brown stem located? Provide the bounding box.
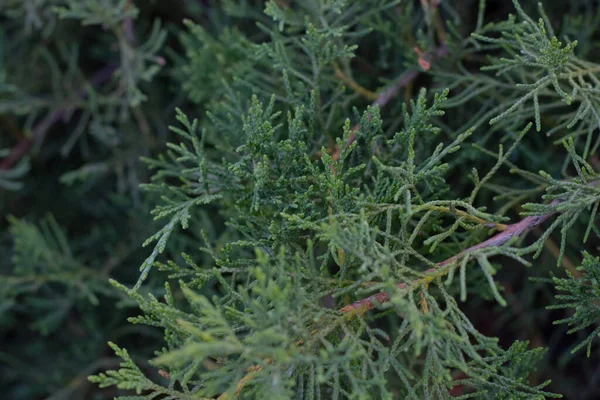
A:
[340,208,557,314]
[0,64,117,170]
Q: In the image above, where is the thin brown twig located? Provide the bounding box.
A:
[333,63,378,101]
[430,0,447,45]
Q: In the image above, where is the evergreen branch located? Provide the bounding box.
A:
[0,148,29,190]
[339,183,597,315]
[332,44,449,160]
[547,252,600,356]
[51,1,600,398]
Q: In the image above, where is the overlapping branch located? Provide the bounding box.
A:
[339,207,558,314]
[215,42,451,400]
[341,174,600,314]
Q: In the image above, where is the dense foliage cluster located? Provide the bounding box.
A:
[1,0,600,399]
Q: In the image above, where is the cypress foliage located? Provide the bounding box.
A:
[2,0,600,398]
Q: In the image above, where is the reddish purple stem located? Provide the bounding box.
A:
[340,195,572,312]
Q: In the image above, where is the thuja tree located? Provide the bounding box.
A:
[3,0,600,399]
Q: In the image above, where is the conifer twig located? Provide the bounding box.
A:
[331,44,449,161]
[340,201,560,314]
[341,175,600,314]
[219,192,562,398]
[0,112,60,170]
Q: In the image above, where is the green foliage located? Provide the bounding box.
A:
[89,0,598,394]
[3,0,600,399]
[2,214,114,333]
[547,252,600,357]
[439,0,600,159]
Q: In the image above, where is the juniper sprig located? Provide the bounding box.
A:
[2,0,600,399]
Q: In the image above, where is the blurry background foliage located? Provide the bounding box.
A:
[0,0,599,399]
